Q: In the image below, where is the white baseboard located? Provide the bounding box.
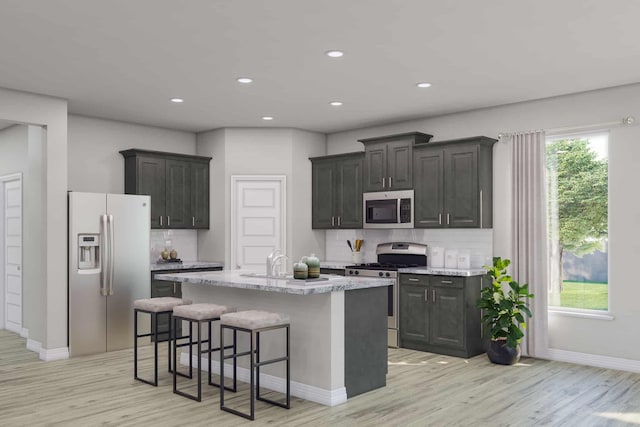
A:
[23,333,69,361]
[5,322,21,334]
[546,348,640,373]
[180,353,347,407]
[39,347,70,361]
[20,327,29,338]
[26,338,42,353]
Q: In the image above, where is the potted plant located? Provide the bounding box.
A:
[477,257,533,365]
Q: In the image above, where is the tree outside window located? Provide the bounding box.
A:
[546,133,608,311]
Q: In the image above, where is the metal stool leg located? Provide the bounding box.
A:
[220,324,289,420]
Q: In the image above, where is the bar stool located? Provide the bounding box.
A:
[133,296,191,386]
[172,303,238,402]
[219,310,291,421]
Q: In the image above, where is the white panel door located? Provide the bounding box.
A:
[4,179,22,333]
[231,176,286,271]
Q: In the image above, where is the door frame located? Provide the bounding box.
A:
[230,175,286,271]
[0,172,23,332]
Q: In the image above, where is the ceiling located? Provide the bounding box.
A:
[1,0,640,134]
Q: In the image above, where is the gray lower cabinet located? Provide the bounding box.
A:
[311,153,364,229]
[151,266,223,341]
[121,149,212,229]
[399,274,484,358]
[413,137,495,228]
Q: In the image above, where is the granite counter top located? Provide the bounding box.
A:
[154,269,394,295]
[150,261,224,271]
[399,267,486,277]
[320,261,351,270]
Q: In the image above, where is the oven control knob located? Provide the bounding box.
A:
[355,270,359,275]
[378,272,383,277]
[348,270,352,275]
[385,272,391,278]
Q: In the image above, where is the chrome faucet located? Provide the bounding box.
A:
[270,254,289,277]
[266,249,282,277]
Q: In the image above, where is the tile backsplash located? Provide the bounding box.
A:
[325,228,493,268]
[150,229,198,262]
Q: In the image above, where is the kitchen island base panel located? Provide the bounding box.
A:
[179,352,348,406]
[177,282,387,406]
[345,286,387,398]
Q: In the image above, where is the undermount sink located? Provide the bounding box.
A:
[239,272,340,283]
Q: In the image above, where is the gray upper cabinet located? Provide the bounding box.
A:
[121,149,212,229]
[413,137,495,228]
[311,152,364,229]
[359,132,433,192]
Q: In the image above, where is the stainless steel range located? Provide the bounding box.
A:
[345,242,428,348]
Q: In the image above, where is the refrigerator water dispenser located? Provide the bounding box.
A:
[78,234,100,273]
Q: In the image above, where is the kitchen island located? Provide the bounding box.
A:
[155,270,394,406]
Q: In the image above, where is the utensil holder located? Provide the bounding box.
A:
[351,252,363,265]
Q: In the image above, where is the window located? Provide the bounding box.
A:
[546,132,608,311]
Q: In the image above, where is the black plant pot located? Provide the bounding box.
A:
[487,340,521,365]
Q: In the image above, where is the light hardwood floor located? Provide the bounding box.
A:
[1,330,639,426]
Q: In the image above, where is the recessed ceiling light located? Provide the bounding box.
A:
[416,82,432,88]
[237,77,253,84]
[326,50,344,58]
[262,116,274,121]
[329,101,343,106]
[170,98,184,103]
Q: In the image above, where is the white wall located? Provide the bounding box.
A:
[196,129,227,263]
[196,128,326,267]
[0,87,67,355]
[68,115,197,193]
[327,83,640,363]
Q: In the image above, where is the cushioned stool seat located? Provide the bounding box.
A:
[172,303,237,402]
[219,310,290,330]
[134,297,192,312]
[134,297,192,386]
[219,310,290,420]
[174,303,233,321]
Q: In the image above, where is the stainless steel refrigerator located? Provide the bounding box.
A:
[68,192,150,357]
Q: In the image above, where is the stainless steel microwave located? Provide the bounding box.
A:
[363,190,414,228]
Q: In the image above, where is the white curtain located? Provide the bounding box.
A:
[510,131,548,358]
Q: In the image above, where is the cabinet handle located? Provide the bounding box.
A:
[159,216,163,227]
[331,216,335,227]
[167,216,171,227]
[408,278,420,282]
[192,216,195,227]
[424,289,428,302]
[447,213,450,225]
[389,176,392,188]
[173,283,176,294]
[441,280,453,284]
[337,216,341,227]
[480,189,483,228]
[438,213,442,225]
[432,289,436,302]
[382,177,386,188]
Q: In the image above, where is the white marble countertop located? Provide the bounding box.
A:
[150,261,224,271]
[320,261,351,270]
[399,267,486,277]
[154,269,394,295]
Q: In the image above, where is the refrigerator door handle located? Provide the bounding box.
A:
[108,214,115,296]
[100,214,108,296]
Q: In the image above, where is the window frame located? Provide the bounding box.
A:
[545,130,611,316]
